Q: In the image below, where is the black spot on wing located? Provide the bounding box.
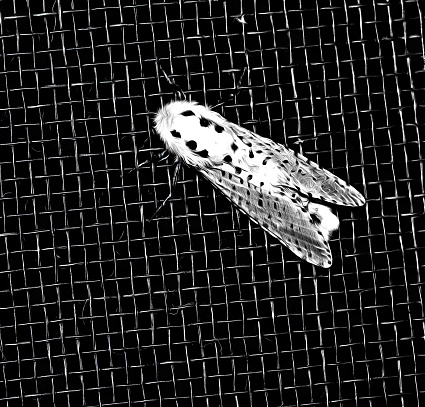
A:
[247,175,252,181]
[181,110,195,116]
[310,213,321,225]
[231,143,238,152]
[170,130,181,138]
[196,149,209,158]
[235,166,242,175]
[249,150,254,158]
[215,125,224,133]
[200,117,210,127]
[223,155,232,163]
[238,135,252,147]
[186,140,197,150]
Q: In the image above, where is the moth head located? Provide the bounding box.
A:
[154,101,230,167]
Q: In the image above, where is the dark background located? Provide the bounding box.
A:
[0,0,424,406]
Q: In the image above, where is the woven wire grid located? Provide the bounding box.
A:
[0,0,424,406]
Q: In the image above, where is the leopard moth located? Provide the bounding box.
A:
[154,100,365,268]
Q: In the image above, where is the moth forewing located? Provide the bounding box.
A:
[154,100,365,267]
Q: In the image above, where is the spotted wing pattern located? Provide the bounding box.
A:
[199,166,334,268]
[154,101,365,267]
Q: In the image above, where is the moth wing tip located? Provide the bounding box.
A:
[320,258,333,268]
[357,193,366,206]
[345,186,366,207]
[308,252,333,268]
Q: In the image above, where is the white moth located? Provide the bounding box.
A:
[154,100,365,268]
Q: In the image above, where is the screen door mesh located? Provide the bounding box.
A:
[0,1,424,406]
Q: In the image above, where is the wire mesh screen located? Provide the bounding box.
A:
[0,0,424,406]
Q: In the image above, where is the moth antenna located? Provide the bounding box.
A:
[159,64,186,101]
[211,67,247,109]
[148,161,182,222]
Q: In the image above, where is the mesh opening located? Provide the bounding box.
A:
[0,1,424,406]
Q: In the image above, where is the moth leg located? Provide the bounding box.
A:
[130,150,170,174]
[159,64,186,101]
[152,149,170,163]
[139,150,169,167]
[230,206,243,236]
[148,161,182,222]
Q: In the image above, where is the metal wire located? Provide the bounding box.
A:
[0,0,424,406]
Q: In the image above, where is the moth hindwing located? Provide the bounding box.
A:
[154,100,365,268]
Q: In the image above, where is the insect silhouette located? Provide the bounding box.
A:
[153,100,365,268]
